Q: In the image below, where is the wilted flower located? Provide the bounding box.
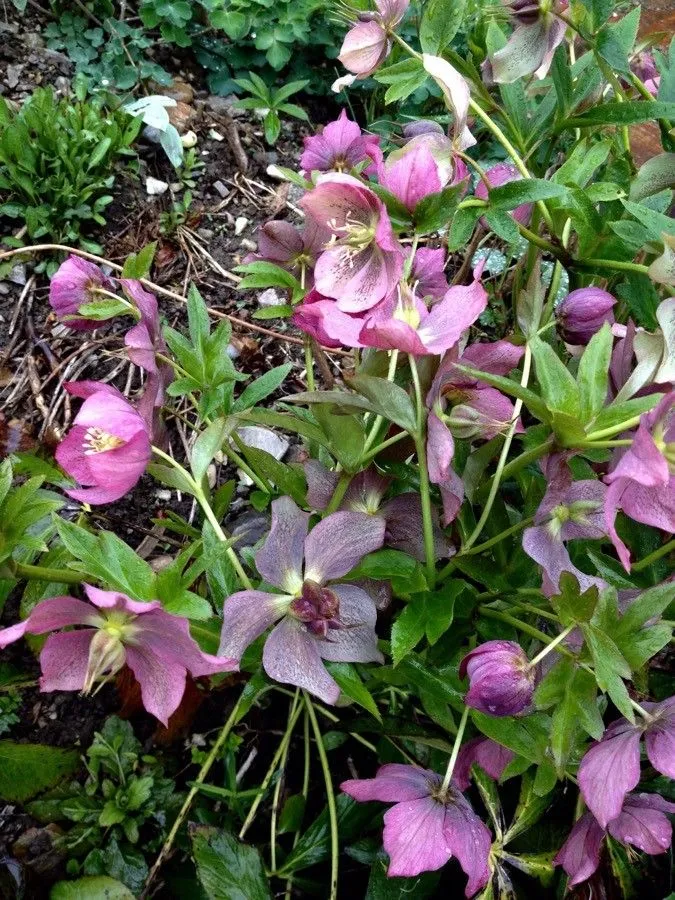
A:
[246,219,330,290]
[302,173,403,312]
[556,287,617,345]
[422,54,476,149]
[648,232,675,287]
[300,110,383,175]
[341,764,491,892]
[121,280,173,405]
[453,737,515,791]
[554,793,675,886]
[474,163,533,226]
[55,381,152,505]
[578,696,675,827]
[523,455,607,594]
[485,0,569,84]
[218,496,385,704]
[338,0,409,77]
[610,297,675,401]
[49,256,117,330]
[459,640,536,716]
[0,585,236,725]
[604,393,675,570]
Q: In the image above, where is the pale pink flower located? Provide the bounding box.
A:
[338,0,409,77]
[49,256,116,330]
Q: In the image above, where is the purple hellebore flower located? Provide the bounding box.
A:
[556,287,617,345]
[380,142,443,213]
[246,218,330,291]
[300,110,383,176]
[301,173,403,312]
[121,280,173,405]
[218,496,385,704]
[0,585,236,726]
[474,163,533,226]
[459,640,536,716]
[55,381,151,505]
[409,247,451,301]
[341,764,492,892]
[554,793,675,886]
[631,51,660,96]
[485,0,569,84]
[338,0,409,77]
[578,696,675,828]
[604,392,675,571]
[453,737,515,791]
[359,261,487,356]
[49,256,117,330]
[304,461,449,562]
[523,455,607,594]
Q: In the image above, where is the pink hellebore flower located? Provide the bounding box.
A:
[578,696,675,828]
[422,54,476,150]
[338,0,409,77]
[485,0,569,84]
[341,764,492,893]
[453,737,515,791]
[410,247,451,301]
[218,496,385,704]
[631,51,660,97]
[604,393,675,571]
[302,173,403,312]
[246,218,330,290]
[460,640,536,716]
[556,287,617,346]
[300,110,383,176]
[554,793,675,886]
[55,381,151,505]
[0,585,236,726]
[523,455,607,594]
[121,280,173,405]
[380,142,442,213]
[49,256,117,330]
[474,163,533,226]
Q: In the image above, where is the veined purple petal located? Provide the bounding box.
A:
[124,642,187,726]
[83,584,161,616]
[338,20,388,76]
[578,720,642,828]
[381,143,442,212]
[263,617,340,704]
[453,737,514,792]
[441,792,492,896]
[304,460,341,511]
[553,812,605,886]
[607,792,675,855]
[256,496,309,593]
[383,796,454,876]
[21,596,102,635]
[219,590,289,662]
[418,277,488,354]
[644,697,675,778]
[341,763,436,802]
[133,609,237,677]
[490,20,551,84]
[410,247,450,300]
[39,629,96,692]
[303,511,385,583]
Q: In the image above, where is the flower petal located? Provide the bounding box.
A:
[262,617,340,704]
[255,496,309,593]
[644,698,675,778]
[608,793,675,855]
[124,642,187,726]
[83,585,161,616]
[383,796,453,876]
[134,608,237,677]
[442,792,492,896]
[303,511,385,583]
[317,584,382,664]
[578,720,642,827]
[341,763,436,802]
[219,590,289,662]
[39,630,96,692]
[25,596,102,634]
[553,812,605,887]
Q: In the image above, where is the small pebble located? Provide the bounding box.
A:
[146,176,169,196]
[155,489,172,501]
[181,130,198,148]
[258,288,281,307]
[213,180,228,198]
[234,216,249,235]
[208,128,224,142]
[240,238,257,252]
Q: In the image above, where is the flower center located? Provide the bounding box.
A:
[83,426,125,455]
[326,212,376,258]
[289,579,341,638]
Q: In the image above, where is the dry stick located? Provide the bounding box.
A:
[0,244,352,356]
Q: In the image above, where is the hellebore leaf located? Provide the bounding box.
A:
[577,322,613,423]
[0,741,80,802]
[529,335,581,418]
[326,662,382,721]
[420,0,467,54]
[233,364,292,412]
[348,374,417,433]
[559,101,675,129]
[190,825,271,900]
[191,417,236,484]
[50,877,135,900]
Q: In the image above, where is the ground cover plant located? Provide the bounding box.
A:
[0,0,674,897]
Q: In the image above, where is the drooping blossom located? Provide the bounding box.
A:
[218,496,385,704]
[245,218,330,290]
[422,54,476,149]
[578,696,675,827]
[304,462,449,562]
[410,247,451,301]
[523,455,607,594]
[300,110,383,176]
[556,287,616,345]
[474,163,533,226]
[610,299,675,402]
[301,173,403,312]
[121,280,173,405]
[0,585,236,726]
[453,737,515,791]
[341,764,492,892]
[49,256,117,330]
[604,393,675,570]
[631,51,660,96]
[554,793,675,886]
[460,640,536,716]
[649,232,675,287]
[338,0,409,77]
[55,381,151,505]
[484,0,569,84]
[379,135,468,213]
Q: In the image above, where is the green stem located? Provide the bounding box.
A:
[304,335,316,392]
[484,437,555,491]
[632,538,675,573]
[542,218,572,323]
[409,356,436,587]
[325,471,352,515]
[363,350,399,453]
[441,705,470,793]
[480,607,563,648]
[528,624,575,668]
[142,688,251,897]
[584,416,642,442]
[595,54,633,162]
[628,696,654,723]
[453,516,534,565]
[303,692,339,900]
[284,711,311,899]
[11,561,84,585]
[576,258,650,277]
[517,223,566,259]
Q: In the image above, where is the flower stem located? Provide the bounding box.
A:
[631,538,675,572]
[10,561,84,585]
[482,437,555,493]
[304,335,316,392]
[528,624,575,668]
[628,696,654,723]
[303,691,339,900]
[439,516,535,579]
[441,705,470,793]
[325,471,352,515]
[575,258,650,277]
[480,607,560,648]
[363,350,399,453]
[409,356,436,587]
[584,416,642,442]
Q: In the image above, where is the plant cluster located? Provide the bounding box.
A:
[0,0,674,897]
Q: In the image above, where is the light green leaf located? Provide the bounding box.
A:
[0,741,79,802]
[190,826,271,899]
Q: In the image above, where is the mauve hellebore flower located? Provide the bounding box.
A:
[556,287,617,345]
[460,640,536,716]
[523,455,607,594]
[49,256,117,330]
[246,218,329,290]
[0,585,236,726]
[218,496,385,704]
[341,764,492,892]
[604,393,675,570]
[121,280,173,405]
[578,696,675,828]
[474,163,533,226]
[555,793,675,886]
[302,173,403,312]
[453,737,515,791]
[485,0,568,84]
[338,0,409,77]
[300,109,383,176]
[55,381,151,505]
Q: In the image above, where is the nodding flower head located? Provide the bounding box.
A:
[460,640,536,716]
[49,256,117,330]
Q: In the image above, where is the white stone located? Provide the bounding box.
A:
[258,288,281,307]
[146,176,169,196]
[181,130,198,148]
[233,426,289,486]
[234,216,249,235]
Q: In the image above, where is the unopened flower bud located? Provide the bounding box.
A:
[556,288,616,345]
[475,163,533,226]
[459,640,535,716]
